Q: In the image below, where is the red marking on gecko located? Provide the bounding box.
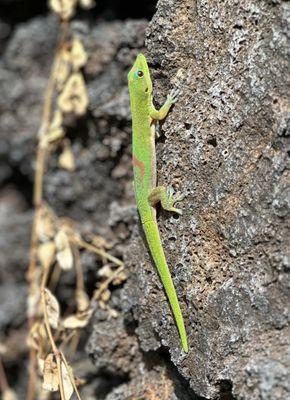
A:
[133,155,145,181]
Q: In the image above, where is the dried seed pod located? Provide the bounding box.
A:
[61,361,74,400]
[49,0,77,20]
[71,38,88,70]
[55,229,74,270]
[58,140,76,171]
[76,289,90,312]
[37,204,57,242]
[37,241,56,270]
[42,353,58,392]
[44,288,60,329]
[58,73,89,116]
[62,308,92,329]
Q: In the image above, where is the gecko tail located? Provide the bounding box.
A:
[142,220,188,353]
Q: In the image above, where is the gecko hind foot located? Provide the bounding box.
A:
[148,186,184,215]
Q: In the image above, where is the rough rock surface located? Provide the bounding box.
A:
[126,1,290,399]
[0,1,289,399]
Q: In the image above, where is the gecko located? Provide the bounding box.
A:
[127,53,188,353]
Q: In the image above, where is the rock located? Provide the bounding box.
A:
[0,15,58,183]
[124,1,290,399]
[0,187,31,332]
[0,187,31,281]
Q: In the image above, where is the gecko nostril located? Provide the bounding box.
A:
[145,87,148,92]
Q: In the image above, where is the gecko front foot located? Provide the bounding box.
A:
[166,89,180,105]
[148,186,184,215]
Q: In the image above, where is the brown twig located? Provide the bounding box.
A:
[93,264,125,301]
[61,351,83,400]
[41,288,66,400]
[73,245,85,293]
[72,238,124,267]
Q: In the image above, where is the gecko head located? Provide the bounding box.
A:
[127,53,152,96]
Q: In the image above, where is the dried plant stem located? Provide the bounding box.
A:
[59,329,77,349]
[41,264,52,289]
[56,356,66,400]
[48,264,62,293]
[73,245,85,292]
[39,20,68,135]
[68,329,81,354]
[26,348,38,400]
[41,288,66,400]
[41,289,58,355]
[61,352,83,400]
[26,22,68,400]
[93,264,125,301]
[25,8,102,400]
[73,238,124,267]
[27,26,66,283]
[34,147,47,208]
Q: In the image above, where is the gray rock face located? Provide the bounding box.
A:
[0,15,58,182]
[0,187,31,330]
[0,1,289,399]
[128,1,290,399]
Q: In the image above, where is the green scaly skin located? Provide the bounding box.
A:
[128,53,188,353]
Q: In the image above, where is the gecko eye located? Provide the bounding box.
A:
[137,70,144,77]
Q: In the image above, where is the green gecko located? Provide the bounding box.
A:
[128,53,188,353]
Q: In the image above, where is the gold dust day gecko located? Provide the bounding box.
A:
[127,53,188,353]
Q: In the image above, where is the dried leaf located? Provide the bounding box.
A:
[55,229,74,270]
[59,142,76,171]
[62,309,92,329]
[37,204,57,242]
[40,110,65,147]
[27,322,47,352]
[56,48,71,90]
[3,389,18,400]
[58,73,89,115]
[49,0,77,20]
[38,241,56,269]
[91,234,111,248]
[71,38,87,70]
[51,109,63,129]
[59,221,80,242]
[112,271,127,285]
[39,389,51,400]
[27,287,41,318]
[44,288,60,329]
[62,315,87,329]
[79,0,95,9]
[43,353,58,392]
[27,270,42,318]
[99,300,106,310]
[61,361,74,400]
[42,127,65,147]
[101,289,111,302]
[108,308,119,318]
[97,265,113,278]
[38,358,45,373]
[76,289,90,312]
